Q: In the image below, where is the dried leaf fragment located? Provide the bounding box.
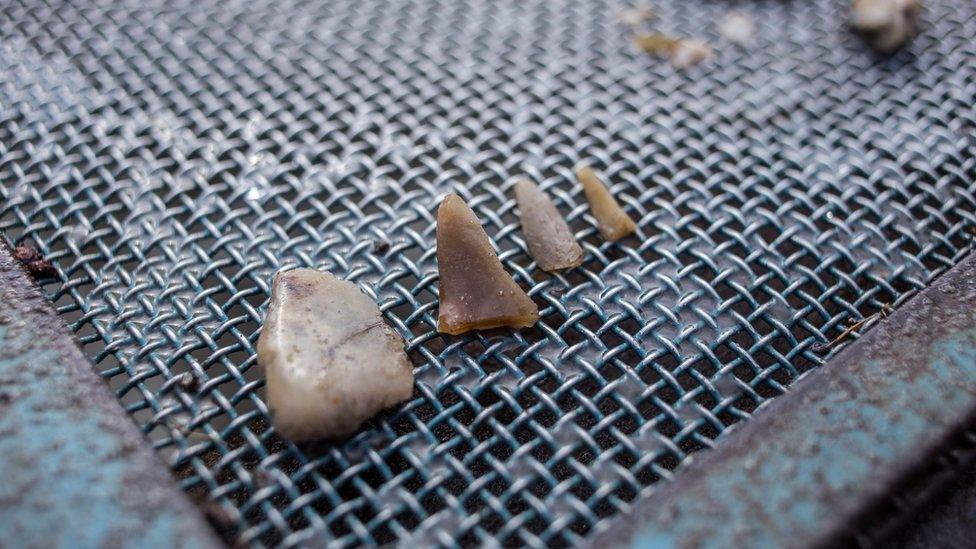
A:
[257,268,414,441]
[852,0,921,52]
[576,166,637,242]
[718,11,755,46]
[436,194,539,335]
[514,179,584,272]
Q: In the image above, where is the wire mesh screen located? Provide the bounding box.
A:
[1,0,975,546]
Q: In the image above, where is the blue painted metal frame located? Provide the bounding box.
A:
[0,241,221,548]
[594,252,976,548]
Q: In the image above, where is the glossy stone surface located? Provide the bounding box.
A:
[576,166,637,242]
[257,268,414,441]
[436,194,539,334]
[514,179,584,272]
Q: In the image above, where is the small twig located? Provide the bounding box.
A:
[156,413,216,442]
[346,320,384,340]
[179,426,216,441]
[812,303,892,354]
[318,320,386,361]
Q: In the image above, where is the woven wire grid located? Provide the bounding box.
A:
[1,0,975,545]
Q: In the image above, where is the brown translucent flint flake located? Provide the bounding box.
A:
[576,166,637,241]
[436,194,539,335]
[514,180,583,272]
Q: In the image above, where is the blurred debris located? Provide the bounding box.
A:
[852,0,921,52]
[253,469,274,488]
[619,5,655,27]
[12,244,57,280]
[201,500,237,531]
[177,372,200,393]
[634,33,680,56]
[634,34,713,69]
[718,11,755,46]
[371,237,391,254]
[12,244,42,264]
[669,38,714,69]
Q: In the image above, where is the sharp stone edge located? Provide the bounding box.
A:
[0,0,975,547]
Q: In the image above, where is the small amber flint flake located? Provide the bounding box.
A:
[576,166,637,242]
[436,194,539,335]
[514,179,584,272]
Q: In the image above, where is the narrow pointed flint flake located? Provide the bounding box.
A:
[436,194,539,335]
[514,179,583,272]
[257,268,414,441]
[576,166,638,241]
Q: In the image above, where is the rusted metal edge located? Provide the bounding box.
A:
[591,251,976,549]
[0,240,222,548]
